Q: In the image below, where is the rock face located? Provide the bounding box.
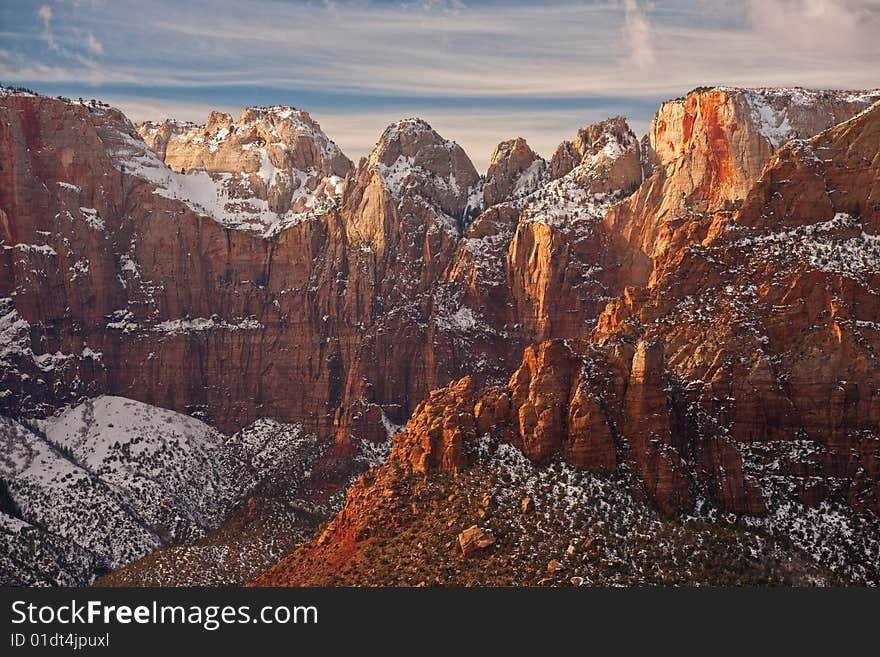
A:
[549,116,642,188]
[0,95,640,439]
[379,339,701,515]
[139,107,352,228]
[379,99,880,517]
[0,94,345,432]
[604,87,880,285]
[3,86,880,588]
[483,138,544,207]
[501,119,642,340]
[2,86,876,442]
[0,99,489,437]
[252,99,880,587]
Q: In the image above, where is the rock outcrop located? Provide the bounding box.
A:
[251,100,880,587]
[3,86,877,442]
[604,87,880,285]
[549,116,642,188]
[139,107,352,227]
[457,525,495,557]
[483,138,544,207]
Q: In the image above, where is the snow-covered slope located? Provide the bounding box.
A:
[36,397,237,530]
[508,118,641,229]
[0,396,328,586]
[112,106,353,236]
[726,87,880,149]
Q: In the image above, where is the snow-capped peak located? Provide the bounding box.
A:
[367,117,481,221]
[512,117,642,228]
[115,105,354,236]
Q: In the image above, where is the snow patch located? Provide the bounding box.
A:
[152,316,264,334]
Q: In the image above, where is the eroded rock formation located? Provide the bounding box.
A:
[252,99,880,588]
[2,86,878,522]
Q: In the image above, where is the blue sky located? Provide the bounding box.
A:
[2,0,878,169]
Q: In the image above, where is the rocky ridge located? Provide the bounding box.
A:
[0,396,336,585]
[254,98,880,586]
[2,85,880,586]
[138,106,352,235]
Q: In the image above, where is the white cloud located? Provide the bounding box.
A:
[0,49,139,86]
[403,0,466,15]
[744,0,874,49]
[622,0,656,68]
[38,5,58,51]
[4,1,875,99]
[85,33,103,55]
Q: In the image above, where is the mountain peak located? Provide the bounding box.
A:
[131,105,353,235]
[386,116,437,135]
[238,105,325,134]
[483,137,545,207]
[549,116,638,181]
[366,117,480,219]
[370,117,458,166]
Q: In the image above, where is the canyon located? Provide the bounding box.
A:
[1,85,879,585]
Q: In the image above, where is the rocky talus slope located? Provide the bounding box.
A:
[255,431,847,586]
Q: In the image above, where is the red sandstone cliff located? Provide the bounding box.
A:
[0,95,640,438]
[1,85,877,475]
[604,87,880,285]
[5,84,880,586]
[251,99,880,586]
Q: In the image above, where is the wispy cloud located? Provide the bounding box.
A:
[744,0,877,49]
[622,0,656,68]
[85,33,103,55]
[7,0,875,96]
[2,0,878,169]
[37,4,57,51]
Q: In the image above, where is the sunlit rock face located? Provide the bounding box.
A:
[4,84,880,588]
[604,87,880,286]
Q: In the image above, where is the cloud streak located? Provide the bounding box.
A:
[37,4,57,51]
[2,0,878,169]
[7,0,876,98]
[85,33,103,55]
[622,0,656,68]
